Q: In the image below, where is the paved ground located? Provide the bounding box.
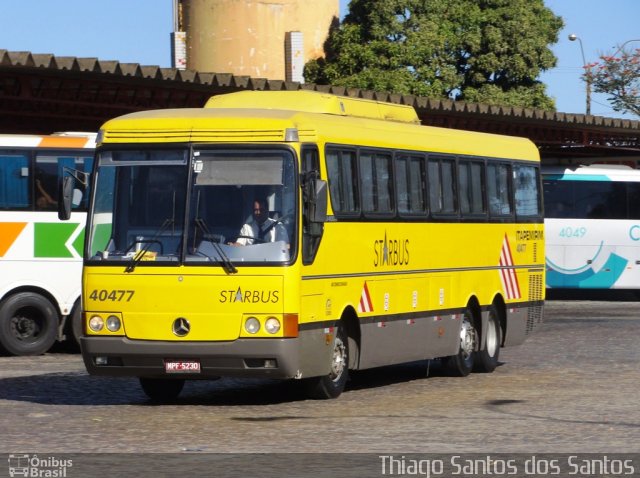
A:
[0,300,638,459]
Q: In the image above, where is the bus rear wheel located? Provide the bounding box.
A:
[0,292,58,356]
[139,378,185,402]
[304,322,349,399]
[444,309,477,377]
[474,304,501,373]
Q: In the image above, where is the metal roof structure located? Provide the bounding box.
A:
[1,49,639,161]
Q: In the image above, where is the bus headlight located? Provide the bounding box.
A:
[89,315,104,332]
[244,317,260,334]
[265,317,281,334]
[106,315,122,332]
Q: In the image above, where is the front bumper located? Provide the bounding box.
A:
[80,336,300,379]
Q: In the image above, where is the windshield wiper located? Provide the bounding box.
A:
[195,218,237,274]
[125,218,173,273]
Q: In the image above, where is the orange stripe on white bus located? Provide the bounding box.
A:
[38,136,93,148]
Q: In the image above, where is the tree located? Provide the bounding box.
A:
[305,0,563,110]
[586,48,640,117]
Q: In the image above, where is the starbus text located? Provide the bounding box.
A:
[219,288,280,304]
[373,238,410,267]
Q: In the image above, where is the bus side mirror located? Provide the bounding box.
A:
[311,179,327,223]
[58,176,75,220]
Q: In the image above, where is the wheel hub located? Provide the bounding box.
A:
[11,315,37,339]
[460,318,476,358]
[330,336,346,381]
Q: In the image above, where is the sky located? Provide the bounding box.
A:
[0,0,638,119]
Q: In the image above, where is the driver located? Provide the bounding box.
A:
[232,198,288,245]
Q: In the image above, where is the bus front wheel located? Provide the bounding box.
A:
[304,322,349,399]
[139,378,185,402]
[0,292,58,356]
[69,305,83,349]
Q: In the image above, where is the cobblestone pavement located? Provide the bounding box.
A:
[0,300,638,454]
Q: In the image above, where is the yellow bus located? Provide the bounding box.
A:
[61,91,545,400]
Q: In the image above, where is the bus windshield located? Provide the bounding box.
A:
[87,147,297,266]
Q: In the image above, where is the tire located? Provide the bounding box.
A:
[444,308,477,377]
[58,305,83,353]
[305,322,349,399]
[0,292,59,356]
[139,378,185,402]
[69,305,83,348]
[474,304,501,373]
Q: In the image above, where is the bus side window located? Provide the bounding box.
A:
[459,160,486,217]
[514,164,541,218]
[0,152,29,209]
[628,182,640,219]
[428,156,457,216]
[326,148,359,216]
[543,179,574,218]
[73,155,94,210]
[35,154,59,211]
[302,145,323,265]
[360,150,393,216]
[487,163,513,217]
[584,181,625,219]
[395,154,427,216]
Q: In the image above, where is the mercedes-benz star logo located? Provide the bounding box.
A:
[172,317,191,337]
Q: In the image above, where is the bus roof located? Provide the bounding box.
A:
[542,164,640,181]
[99,91,539,162]
[205,90,420,124]
[0,132,96,149]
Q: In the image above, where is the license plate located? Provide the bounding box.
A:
[164,360,201,374]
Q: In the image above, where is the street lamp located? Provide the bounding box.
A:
[611,39,640,58]
[568,33,592,116]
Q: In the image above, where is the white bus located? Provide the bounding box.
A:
[0,132,95,355]
[543,164,640,290]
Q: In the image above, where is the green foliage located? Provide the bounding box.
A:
[305,0,563,110]
[587,48,640,117]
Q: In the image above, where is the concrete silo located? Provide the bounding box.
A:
[174,0,339,82]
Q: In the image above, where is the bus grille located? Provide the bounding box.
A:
[529,274,543,301]
[526,273,544,335]
[103,129,287,142]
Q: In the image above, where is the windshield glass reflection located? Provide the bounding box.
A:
[186,149,297,264]
[87,148,297,267]
[87,149,188,264]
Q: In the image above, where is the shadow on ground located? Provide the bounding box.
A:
[0,359,461,407]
